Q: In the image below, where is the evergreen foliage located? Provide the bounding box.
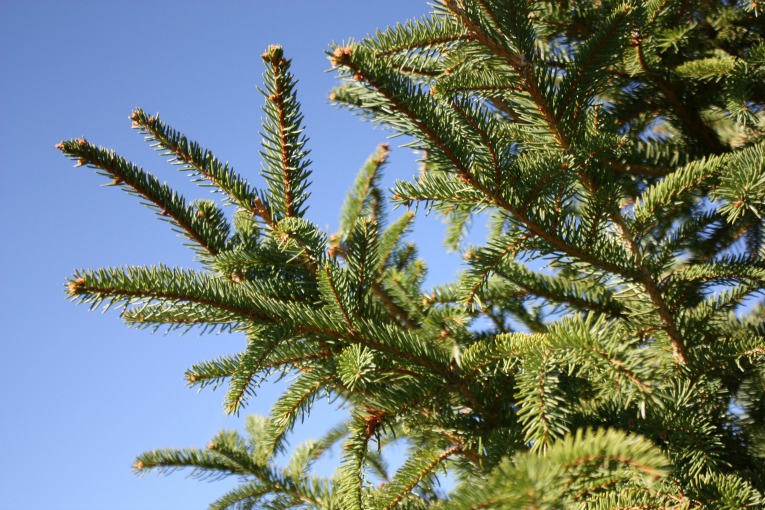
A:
[60,1,765,508]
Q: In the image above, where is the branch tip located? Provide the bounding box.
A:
[330,46,353,67]
[262,44,284,64]
[67,277,85,295]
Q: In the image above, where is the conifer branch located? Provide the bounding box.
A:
[267,373,337,453]
[59,3,765,506]
[635,38,725,154]
[185,354,241,390]
[532,354,553,451]
[323,265,356,331]
[348,323,451,379]
[488,96,525,123]
[380,444,463,510]
[206,432,263,475]
[376,212,415,277]
[607,159,674,178]
[554,4,633,128]
[494,264,624,318]
[441,0,568,147]
[448,99,501,188]
[129,109,263,217]
[442,1,692,364]
[224,336,281,415]
[58,139,226,256]
[260,45,312,220]
[266,51,294,217]
[339,144,390,240]
[134,447,246,480]
[386,274,427,321]
[335,48,634,278]
[122,302,241,334]
[603,205,689,364]
[340,411,380,509]
[66,266,269,322]
[365,13,470,57]
[208,482,270,510]
[463,234,529,307]
[372,284,418,329]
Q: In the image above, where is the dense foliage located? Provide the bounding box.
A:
[60,1,765,508]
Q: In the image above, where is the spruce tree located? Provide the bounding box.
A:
[59,1,765,508]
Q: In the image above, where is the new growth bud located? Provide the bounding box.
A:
[374,143,390,164]
[67,277,86,295]
[262,45,284,64]
[329,46,353,67]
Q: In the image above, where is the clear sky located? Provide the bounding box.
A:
[0,1,478,509]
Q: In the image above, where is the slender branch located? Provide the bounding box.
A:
[375,34,472,57]
[324,265,356,331]
[383,444,463,510]
[372,284,419,329]
[564,453,665,479]
[449,99,501,188]
[489,96,525,124]
[68,277,269,323]
[61,140,220,256]
[640,269,690,364]
[466,235,529,307]
[635,39,725,154]
[338,55,634,279]
[269,59,295,218]
[495,270,623,318]
[443,1,691,363]
[592,348,651,394]
[444,0,569,147]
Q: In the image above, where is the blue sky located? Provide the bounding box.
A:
[0,1,485,509]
